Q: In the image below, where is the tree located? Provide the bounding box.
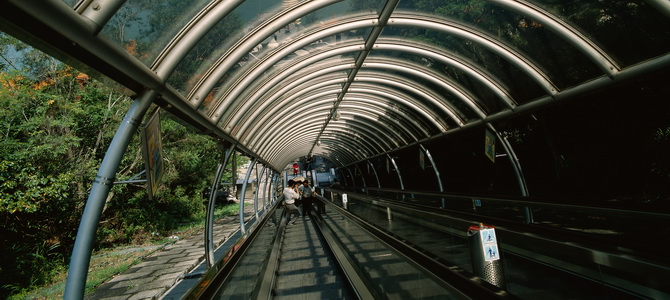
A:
[0,36,226,297]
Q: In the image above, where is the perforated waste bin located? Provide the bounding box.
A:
[467,223,506,288]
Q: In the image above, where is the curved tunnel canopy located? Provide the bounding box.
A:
[2,0,670,172]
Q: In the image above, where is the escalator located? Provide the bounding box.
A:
[177,188,667,299]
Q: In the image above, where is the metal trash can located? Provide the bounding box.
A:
[467,223,506,288]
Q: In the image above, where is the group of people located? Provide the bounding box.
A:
[282,179,324,225]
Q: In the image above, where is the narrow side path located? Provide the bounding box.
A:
[84,203,254,300]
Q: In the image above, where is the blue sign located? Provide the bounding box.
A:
[480,228,497,244]
[484,245,500,261]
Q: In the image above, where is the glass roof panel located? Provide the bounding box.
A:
[167,0,286,94]
[63,0,77,7]
[531,0,670,67]
[99,0,212,66]
[372,31,545,106]
[365,50,499,119]
[359,63,478,120]
[200,21,371,118]
[393,2,604,90]
[173,1,379,115]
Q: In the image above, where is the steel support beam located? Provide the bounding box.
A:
[64,90,157,299]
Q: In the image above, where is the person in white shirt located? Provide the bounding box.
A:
[283,180,301,224]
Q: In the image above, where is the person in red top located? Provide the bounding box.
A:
[292,163,299,176]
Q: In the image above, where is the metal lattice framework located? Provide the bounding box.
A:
[3,0,669,171]
[3,0,670,298]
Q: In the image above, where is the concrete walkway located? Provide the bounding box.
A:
[85,203,255,300]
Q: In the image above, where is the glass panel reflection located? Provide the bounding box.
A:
[531,0,670,67]
[385,28,545,103]
[393,2,603,90]
[62,0,77,7]
[99,0,212,65]
[180,0,383,116]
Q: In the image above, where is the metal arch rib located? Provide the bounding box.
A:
[646,0,670,19]
[352,73,465,126]
[223,59,357,134]
[251,108,396,156]
[267,128,372,162]
[249,88,428,149]
[228,39,514,134]
[257,109,406,158]
[373,40,515,108]
[253,103,415,157]
[338,98,432,138]
[345,88,449,132]
[230,79,346,137]
[324,122,398,150]
[239,71,449,142]
[388,15,558,95]
[207,19,376,121]
[245,84,343,146]
[485,0,620,76]
[251,106,381,157]
[187,0,343,105]
[244,77,435,147]
[234,56,461,135]
[150,0,245,79]
[361,59,487,119]
[347,84,450,127]
[232,55,454,137]
[334,110,423,144]
[268,133,363,167]
[210,15,545,123]
[220,47,360,128]
[312,143,357,166]
[251,106,391,157]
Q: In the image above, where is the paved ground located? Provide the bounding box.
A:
[85,202,255,300]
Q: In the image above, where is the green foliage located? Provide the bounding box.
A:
[0,39,225,297]
[0,51,126,296]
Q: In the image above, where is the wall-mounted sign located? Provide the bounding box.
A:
[141,109,164,200]
[485,129,496,163]
[419,148,425,170]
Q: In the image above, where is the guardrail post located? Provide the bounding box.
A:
[342,193,348,210]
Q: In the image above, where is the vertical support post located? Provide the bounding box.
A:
[486,124,533,223]
[366,160,381,196]
[354,165,367,193]
[387,207,392,220]
[64,90,156,299]
[270,172,277,205]
[239,158,257,234]
[420,144,445,208]
[261,168,269,209]
[254,165,267,219]
[268,171,277,225]
[346,167,355,187]
[337,168,348,186]
[232,151,237,200]
[205,145,235,268]
[386,154,404,200]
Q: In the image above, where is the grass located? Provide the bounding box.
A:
[9,204,241,299]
